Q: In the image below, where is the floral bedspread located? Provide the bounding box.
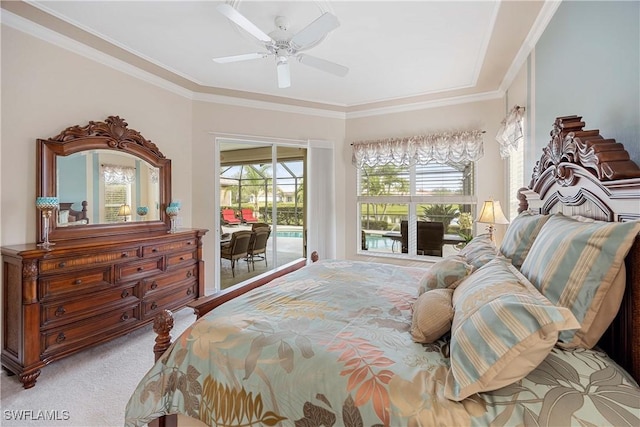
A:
[125,260,640,427]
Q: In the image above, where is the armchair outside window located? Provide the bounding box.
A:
[247,227,270,271]
[220,230,252,277]
[400,220,445,257]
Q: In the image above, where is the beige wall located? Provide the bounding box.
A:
[1,26,193,247]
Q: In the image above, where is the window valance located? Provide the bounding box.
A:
[351,130,484,169]
[495,105,525,158]
[103,164,136,184]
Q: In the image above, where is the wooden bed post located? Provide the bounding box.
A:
[153,309,174,362]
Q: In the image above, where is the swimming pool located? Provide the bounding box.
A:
[276,230,303,238]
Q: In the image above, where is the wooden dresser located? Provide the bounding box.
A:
[1,228,207,388]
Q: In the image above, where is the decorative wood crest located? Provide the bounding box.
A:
[50,116,165,159]
[530,115,640,188]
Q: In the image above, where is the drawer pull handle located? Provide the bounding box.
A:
[186,271,193,278]
[59,262,66,268]
[150,302,158,310]
[137,267,144,272]
[121,313,130,321]
[187,241,193,245]
[150,281,158,290]
[121,253,129,258]
[186,288,193,295]
[55,306,66,317]
[56,332,66,343]
[74,279,82,285]
[179,256,185,261]
[121,290,129,298]
[152,248,158,252]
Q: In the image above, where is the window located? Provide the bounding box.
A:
[358,161,476,258]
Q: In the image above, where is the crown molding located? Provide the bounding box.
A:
[1,9,194,99]
[498,0,562,94]
[3,7,512,120]
[345,90,504,119]
[192,92,347,120]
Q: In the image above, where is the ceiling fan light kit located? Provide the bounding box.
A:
[213,3,348,89]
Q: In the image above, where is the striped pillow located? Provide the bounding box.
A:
[499,211,549,269]
[445,258,579,401]
[520,213,640,348]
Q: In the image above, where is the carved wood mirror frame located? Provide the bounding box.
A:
[37,116,172,242]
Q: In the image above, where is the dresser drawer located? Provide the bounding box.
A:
[115,258,163,282]
[166,250,197,267]
[40,248,140,273]
[142,238,197,257]
[142,283,197,319]
[41,305,139,356]
[40,267,112,300]
[141,266,197,297]
[41,285,138,327]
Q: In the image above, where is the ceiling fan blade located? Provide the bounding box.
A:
[216,3,273,43]
[297,54,349,77]
[277,59,291,88]
[290,12,339,49]
[212,53,267,63]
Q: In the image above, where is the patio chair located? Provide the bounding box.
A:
[251,222,270,231]
[220,230,252,277]
[241,208,259,223]
[247,227,270,271]
[400,220,445,257]
[221,208,241,225]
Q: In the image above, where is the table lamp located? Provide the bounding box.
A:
[477,198,509,242]
[118,204,131,222]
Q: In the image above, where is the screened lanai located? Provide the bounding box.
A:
[218,144,306,289]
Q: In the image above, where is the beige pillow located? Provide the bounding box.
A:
[411,289,454,343]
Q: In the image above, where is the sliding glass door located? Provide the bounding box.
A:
[217,139,306,290]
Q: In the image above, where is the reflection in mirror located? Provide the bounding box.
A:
[57,150,160,226]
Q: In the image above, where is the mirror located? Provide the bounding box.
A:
[38,116,172,242]
[57,150,161,225]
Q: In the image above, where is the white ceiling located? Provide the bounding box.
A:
[8,1,552,111]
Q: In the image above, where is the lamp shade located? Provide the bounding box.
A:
[477,199,509,225]
[118,204,131,217]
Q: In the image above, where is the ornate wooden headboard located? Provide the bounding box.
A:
[519,115,640,382]
[59,201,89,224]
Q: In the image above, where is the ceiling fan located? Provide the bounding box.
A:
[213,3,349,88]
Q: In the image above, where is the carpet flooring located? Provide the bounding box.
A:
[1,307,196,427]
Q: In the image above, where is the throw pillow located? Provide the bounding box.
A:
[520,213,640,348]
[411,288,454,343]
[445,257,579,401]
[417,256,474,295]
[457,234,498,269]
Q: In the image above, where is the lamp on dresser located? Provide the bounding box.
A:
[35,196,59,249]
[118,204,131,222]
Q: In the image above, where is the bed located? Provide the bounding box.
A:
[125,115,640,427]
[57,200,89,226]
